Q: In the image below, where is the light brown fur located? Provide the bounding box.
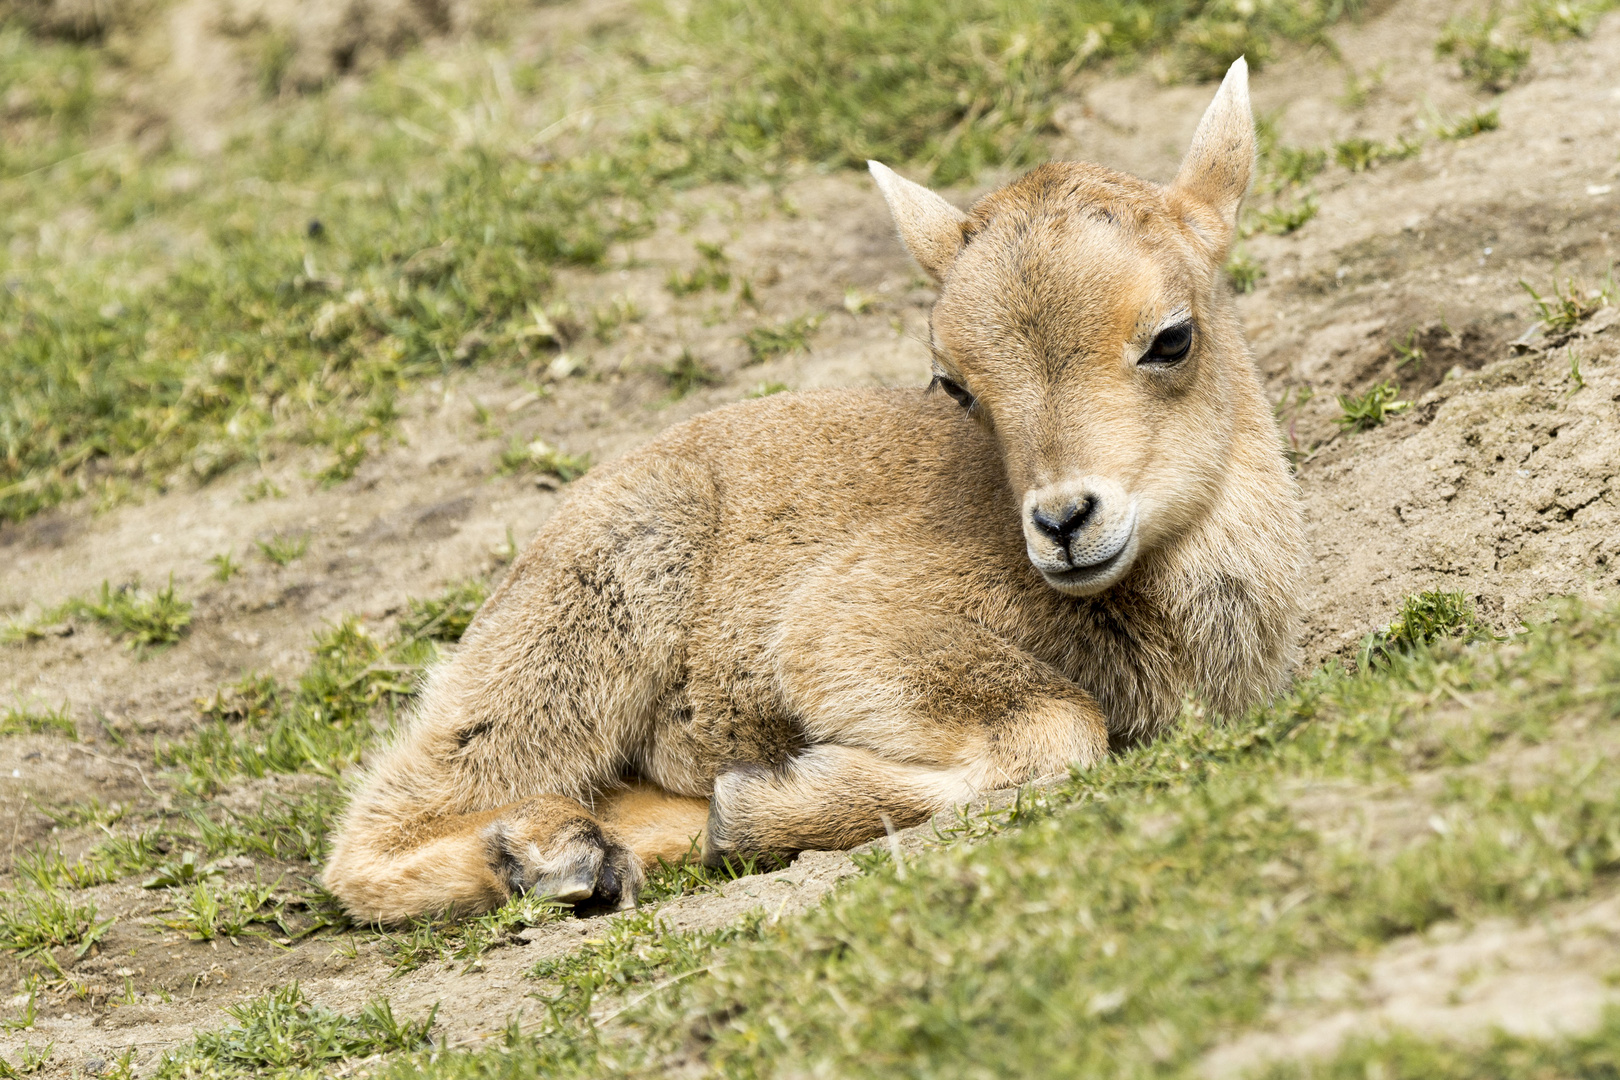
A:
[323,60,1306,924]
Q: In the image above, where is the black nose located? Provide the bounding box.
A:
[1030,496,1097,547]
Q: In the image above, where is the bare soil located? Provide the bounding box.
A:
[4,0,1620,1073]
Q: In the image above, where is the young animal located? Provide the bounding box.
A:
[324,59,1304,924]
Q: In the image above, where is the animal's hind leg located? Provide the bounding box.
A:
[322,456,717,924]
[323,791,641,925]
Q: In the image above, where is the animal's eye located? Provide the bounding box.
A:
[932,374,977,411]
[1142,323,1194,365]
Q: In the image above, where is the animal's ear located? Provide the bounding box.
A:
[1169,57,1255,253]
[868,160,970,282]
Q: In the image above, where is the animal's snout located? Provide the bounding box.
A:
[1028,496,1098,552]
[1022,479,1139,596]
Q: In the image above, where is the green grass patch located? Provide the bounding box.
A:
[1251,192,1319,235]
[0,1040,54,1079]
[153,983,434,1079]
[1224,247,1265,294]
[161,877,285,942]
[1336,380,1410,432]
[1333,134,1421,173]
[666,242,732,297]
[255,533,310,567]
[1436,10,1531,90]
[0,888,113,962]
[160,578,490,792]
[658,349,726,400]
[0,703,74,739]
[398,578,489,643]
[382,893,566,974]
[1523,271,1613,333]
[743,313,821,364]
[2,577,192,651]
[159,617,430,792]
[190,789,343,864]
[14,830,165,892]
[1434,107,1500,140]
[1520,0,1618,40]
[499,437,591,483]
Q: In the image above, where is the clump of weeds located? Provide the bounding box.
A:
[1436,10,1531,90]
[1434,107,1499,140]
[154,983,434,1077]
[1522,271,1612,333]
[0,703,75,739]
[1333,135,1422,173]
[1,578,191,652]
[666,242,732,296]
[500,438,591,483]
[256,533,310,567]
[658,349,725,400]
[744,314,821,364]
[1337,381,1410,432]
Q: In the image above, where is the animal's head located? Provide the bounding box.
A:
[871,59,1261,597]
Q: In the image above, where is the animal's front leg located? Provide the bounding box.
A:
[710,575,1110,861]
[702,696,1097,861]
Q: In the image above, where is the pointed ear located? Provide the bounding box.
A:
[868,160,970,282]
[1170,57,1255,251]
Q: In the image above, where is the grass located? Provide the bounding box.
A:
[1436,10,1531,90]
[362,593,1620,1078]
[1434,106,1500,140]
[744,313,821,364]
[0,0,1369,526]
[1522,271,1613,333]
[1224,248,1265,294]
[1251,192,1318,236]
[382,893,566,974]
[1333,135,1421,173]
[0,887,113,961]
[152,983,435,1079]
[160,577,488,791]
[15,830,164,892]
[0,703,75,739]
[163,877,285,942]
[255,533,309,567]
[1337,380,1411,431]
[1359,589,1491,669]
[158,616,432,792]
[208,551,240,582]
[658,349,726,400]
[499,437,591,482]
[0,1041,53,1079]
[398,578,489,642]
[666,242,732,296]
[190,789,344,863]
[1520,0,1619,40]
[1,577,191,651]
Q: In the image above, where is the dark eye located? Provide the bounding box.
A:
[1142,323,1193,365]
[932,374,977,411]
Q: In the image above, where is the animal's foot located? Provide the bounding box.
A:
[482,795,642,912]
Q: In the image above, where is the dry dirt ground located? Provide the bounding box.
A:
[3,0,1620,1074]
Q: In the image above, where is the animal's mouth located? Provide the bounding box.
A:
[1031,519,1137,596]
[1041,546,1126,589]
